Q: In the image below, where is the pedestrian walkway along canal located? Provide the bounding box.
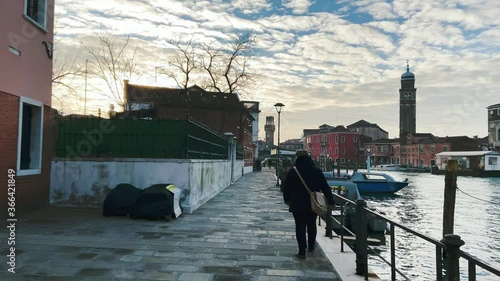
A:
[0,169,342,281]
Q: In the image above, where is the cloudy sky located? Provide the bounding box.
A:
[54,0,500,141]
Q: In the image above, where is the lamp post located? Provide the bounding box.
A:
[274,102,284,186]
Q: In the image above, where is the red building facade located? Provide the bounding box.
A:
[306,130,361,166]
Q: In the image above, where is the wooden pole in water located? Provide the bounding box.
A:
[443,160,458,236]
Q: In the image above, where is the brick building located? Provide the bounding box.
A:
[0,0,55,216]
[122,82,256,169]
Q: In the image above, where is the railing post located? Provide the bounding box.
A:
[355,199,368,278]
[441,234,465,281]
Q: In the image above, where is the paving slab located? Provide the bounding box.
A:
[0,169,344,280]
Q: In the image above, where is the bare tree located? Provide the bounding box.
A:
[200,32,255,94]
[51,22,85,109]
[83,31,139,110]
[163,37,198,89]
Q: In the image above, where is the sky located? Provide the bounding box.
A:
[53,0,500,142]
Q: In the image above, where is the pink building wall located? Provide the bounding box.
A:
[0,0,54,106]
[0,0,55,217]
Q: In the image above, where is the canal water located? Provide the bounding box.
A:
[360,171,500,281]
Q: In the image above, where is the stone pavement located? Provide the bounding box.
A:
[0,168,342,281]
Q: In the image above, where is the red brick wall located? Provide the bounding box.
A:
[0,91,52,218]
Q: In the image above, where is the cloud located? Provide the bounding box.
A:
[52,0,500,141]
[282,0,314,14]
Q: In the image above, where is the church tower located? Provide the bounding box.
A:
[399,62,417,143]
[264,116,275,145]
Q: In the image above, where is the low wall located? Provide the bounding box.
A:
[50,158,244,213]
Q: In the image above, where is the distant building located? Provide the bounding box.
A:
[0,1,55,215]
[242,101,261,159]
[264,116,275,146]
[280,139,303,152]
[399,63,417,143]
[304,125,362,169]
[487,103,500,150]
[347,119,389,140]
[122,82,257,170]
[364,133,480,167]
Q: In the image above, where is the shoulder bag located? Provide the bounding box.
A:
[293,166,327,215]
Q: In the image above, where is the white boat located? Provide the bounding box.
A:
[431,151,500,177]
[372,164,403,171]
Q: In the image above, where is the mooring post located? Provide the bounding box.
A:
[337,158,341,177]
[441,234,465,281]
[443,160,458,236]
[355,199,368,278]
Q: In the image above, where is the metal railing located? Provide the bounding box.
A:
[326,190,500,280]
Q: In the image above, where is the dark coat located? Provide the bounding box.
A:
[283,156,335,213]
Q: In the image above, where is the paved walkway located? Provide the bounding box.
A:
[0,169,342,281]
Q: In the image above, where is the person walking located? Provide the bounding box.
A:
[283,149,335,259]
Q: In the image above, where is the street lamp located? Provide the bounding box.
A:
[274,102,284,186]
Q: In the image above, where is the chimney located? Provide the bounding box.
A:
[123,79,129,110]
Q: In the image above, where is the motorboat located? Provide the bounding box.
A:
[350,171,409,193]
[371,164,403,171]
[326,179,388,234]
[324,171,409,194]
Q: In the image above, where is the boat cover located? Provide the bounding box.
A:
[102,183,142,217]
[130,184,177,220]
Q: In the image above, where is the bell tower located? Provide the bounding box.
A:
[264,116,275,145]
[399,62,417,143]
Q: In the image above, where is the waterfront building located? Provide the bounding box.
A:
[304,125,362,170]
[0,0,55,215]
[487,103,500,150]
[347,119,389,140]
[279,138,303,152]
[122,82,257,171]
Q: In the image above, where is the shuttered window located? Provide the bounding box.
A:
[25,0,47,28]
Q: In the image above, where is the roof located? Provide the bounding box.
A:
[347,119,388,134]
[487,103,500,109]
[126,83,245,110]
[435,151,500,157]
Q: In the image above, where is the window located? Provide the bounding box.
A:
[329,135,332,142]
[353,136,358,143]
[130,102,153,110]
[335,135,338,143]
[341,148,345,154]
[431,146,435,153]
[353,148,357,154]
[383,146,388,152]
[377,146,382,152]
[316,136,319,142]
[328,148,332,155]
[17,97,44,176]
[25,0,48,29]
[335,148,338,154]
[488,157,497,165]
[340,136,345,143]
[444,146,448,152]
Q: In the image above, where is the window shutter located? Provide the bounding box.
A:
[26,0,39,21]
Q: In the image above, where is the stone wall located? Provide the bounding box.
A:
[50,158,244,213]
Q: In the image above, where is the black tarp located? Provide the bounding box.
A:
[130,184,176,220]
[102,183,141,217]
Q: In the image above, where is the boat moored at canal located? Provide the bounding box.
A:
[431,151,500,177]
